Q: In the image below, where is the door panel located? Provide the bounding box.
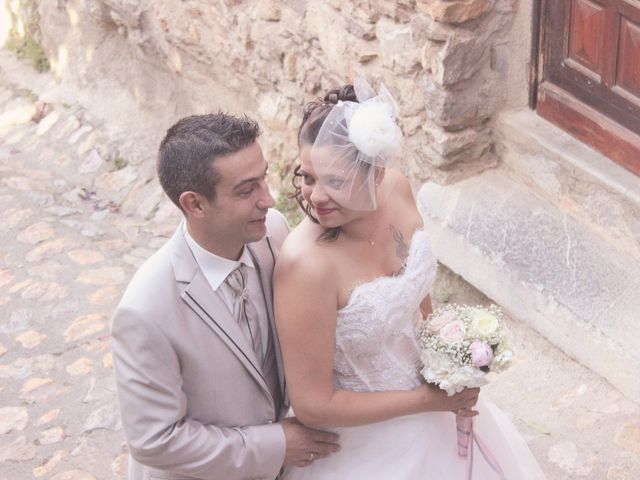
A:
[537,0,640,175]
[616,17,640,102]
[568,0,606,79]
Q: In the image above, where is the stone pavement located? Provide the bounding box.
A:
[0,51,638,480]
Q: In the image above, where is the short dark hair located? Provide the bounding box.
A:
[157,112,260,209]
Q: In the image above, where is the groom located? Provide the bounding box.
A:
[111,113,339,480]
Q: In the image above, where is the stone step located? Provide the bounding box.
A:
[493,109,640,263]
[418,169,640,403]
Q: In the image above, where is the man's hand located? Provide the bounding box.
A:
[280,417,340,467]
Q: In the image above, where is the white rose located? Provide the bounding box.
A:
[421,367,439,385]
[468,308,499,337]
[490,349,514,372]
[439,379,458,396]
[421,351,453,377]
[348,102,402,159]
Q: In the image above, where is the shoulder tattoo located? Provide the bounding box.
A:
[389,224,409,261]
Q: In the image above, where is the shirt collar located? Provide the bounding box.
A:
[183,223,255,291]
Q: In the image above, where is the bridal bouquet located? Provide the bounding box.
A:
[417,303,514,461]
[418,303,513,394]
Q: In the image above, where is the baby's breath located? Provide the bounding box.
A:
[418,303,513,394]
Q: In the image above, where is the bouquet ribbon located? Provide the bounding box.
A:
[456,415,506,480]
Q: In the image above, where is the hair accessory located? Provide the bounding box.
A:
[310,78,403,211]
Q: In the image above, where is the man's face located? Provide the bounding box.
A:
[199,141,275,258]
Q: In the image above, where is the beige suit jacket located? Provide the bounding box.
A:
[111,209,289,480]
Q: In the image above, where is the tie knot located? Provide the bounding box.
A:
[226,265,248,299]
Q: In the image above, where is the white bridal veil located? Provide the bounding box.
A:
[309,78,404,211]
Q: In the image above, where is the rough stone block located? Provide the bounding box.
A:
[490,42,509,73]
[376,19,421,73]
[417,0,495,24]
[358,51,379,63]
[423,75,498,130]
[257,0,282,21]
[368,0,400,20]
[432,34,489,85]
[104,0,143,29]
[422,123,492,166]
[305,2,351,74]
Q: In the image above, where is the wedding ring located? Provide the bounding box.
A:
[308,452,315,461]
[457,408,465,415]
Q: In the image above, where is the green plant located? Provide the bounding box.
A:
[113,156,128,170]
[6,0,50,73]
[436,287,453,304]
[268,152,305,226]
[275,187,303,227]
[275,188,304,228]
[16,88,39,103]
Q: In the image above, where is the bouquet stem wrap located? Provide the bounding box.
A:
[456,414,473,458]
[456,414,506,480]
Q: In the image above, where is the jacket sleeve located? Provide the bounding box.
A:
[111,305,286,480]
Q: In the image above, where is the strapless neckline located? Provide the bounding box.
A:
[339,229,426,313]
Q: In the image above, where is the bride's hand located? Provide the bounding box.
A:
[419,384,480,417]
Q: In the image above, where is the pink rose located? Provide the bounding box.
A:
[428,310,457,331]
[469,341,494,367]
[439,320,466,343]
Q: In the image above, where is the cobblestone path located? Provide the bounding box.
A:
[0,52,639,480]
[0,51,177,479]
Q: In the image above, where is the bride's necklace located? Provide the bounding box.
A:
[346,205,381,246]
[366,210,379,247]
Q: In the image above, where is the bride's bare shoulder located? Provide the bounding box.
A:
[385,168,415,202]
[275,218,334,281]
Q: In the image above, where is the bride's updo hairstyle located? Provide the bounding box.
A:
[293,85,358,241]
[293,80,403,241]
[298,85,358,149]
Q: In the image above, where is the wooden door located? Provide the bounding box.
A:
[536,0,640,175]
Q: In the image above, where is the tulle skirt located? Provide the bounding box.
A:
[282,399,545,480]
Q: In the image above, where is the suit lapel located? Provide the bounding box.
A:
[170,226,273,403]
[247,239,287,408]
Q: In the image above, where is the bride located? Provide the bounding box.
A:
[273,80,545,479]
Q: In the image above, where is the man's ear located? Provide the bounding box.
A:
[179,191,207,218]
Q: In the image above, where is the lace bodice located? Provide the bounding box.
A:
[334,230,437,392]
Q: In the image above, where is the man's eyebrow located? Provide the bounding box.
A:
[232,165,268,190]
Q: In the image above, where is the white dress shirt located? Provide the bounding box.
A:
[183,225,269,356]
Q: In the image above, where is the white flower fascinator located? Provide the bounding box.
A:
[310,78,403,211]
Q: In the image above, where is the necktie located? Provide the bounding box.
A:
[226,264,264,361]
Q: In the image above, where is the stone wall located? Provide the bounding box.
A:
[30,0,521,190]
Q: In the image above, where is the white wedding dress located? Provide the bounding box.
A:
[282,230,545,480]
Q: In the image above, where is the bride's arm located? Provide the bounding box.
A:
[420,295,433,319]
[274,250,477,429]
